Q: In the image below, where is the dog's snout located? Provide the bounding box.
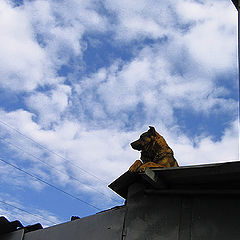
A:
[131,140,142,151]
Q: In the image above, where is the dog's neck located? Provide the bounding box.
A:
[140,150,154,163]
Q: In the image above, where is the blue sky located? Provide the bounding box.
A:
[0,0,238,227]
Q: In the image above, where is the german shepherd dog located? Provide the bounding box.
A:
[129,126,179,172]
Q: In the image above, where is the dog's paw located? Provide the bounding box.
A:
[129,160,142,172]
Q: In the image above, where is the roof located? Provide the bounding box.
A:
[0,216,42,235]
[109,161,240,199]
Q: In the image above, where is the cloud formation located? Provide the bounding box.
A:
[0,0,238,225]
[0,1,53,91]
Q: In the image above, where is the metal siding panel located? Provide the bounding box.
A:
[1,229,24,240]
[24,207,126,240]
[125,183,181,240]
[178,198,192,240]
[191,196,240,240]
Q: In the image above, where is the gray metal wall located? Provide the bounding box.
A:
[24,206,126,240]
[1,230,24,240]
[3,183,240,239]
[123,183,240,240]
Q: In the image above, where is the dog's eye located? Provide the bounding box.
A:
[145,137,151,142]
[140,133,148,138]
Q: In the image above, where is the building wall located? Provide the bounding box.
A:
[1,230,24,240]
[3,182,240,239]
[123,183,180,240]
[24,206,126,240]
[123,183,240,240]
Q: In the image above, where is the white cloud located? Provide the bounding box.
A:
[0,106,238,185]
[25,84,71,128]
[176,0,238,71]
[0,1,54,91]
[0,105,238,219]
[0,0,237,176]
[0,0,238,223]
[0,108,135,197]
[104,0,176,40]
[103,0,237,79]
[0,0,109,92]
[77,44,237,127]
[24,0,108,65]
[173,120,239,165]
[0,195,61,227]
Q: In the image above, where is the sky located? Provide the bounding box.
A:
[0,0,238,227]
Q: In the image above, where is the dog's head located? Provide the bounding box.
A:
[130,126,178,167]
[130,126,156,151]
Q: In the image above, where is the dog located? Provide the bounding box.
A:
[129,126,179,172]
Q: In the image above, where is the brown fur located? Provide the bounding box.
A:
[129,126,179,172]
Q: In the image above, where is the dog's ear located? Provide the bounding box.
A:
[148,126,156,136]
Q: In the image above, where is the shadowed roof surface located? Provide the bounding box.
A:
[109,161,240,198]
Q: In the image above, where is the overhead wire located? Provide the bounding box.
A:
[0,157,101,211]
[0,119,107,184]
[0,137,122,204]
[0,199,58,225]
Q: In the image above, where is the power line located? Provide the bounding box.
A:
[0,157,101,211]
[0,137,122,204]
[0,119,107,184]
[0,199,58,225]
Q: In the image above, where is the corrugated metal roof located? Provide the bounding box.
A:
[0,216,42,235]
[0,217,23,235]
